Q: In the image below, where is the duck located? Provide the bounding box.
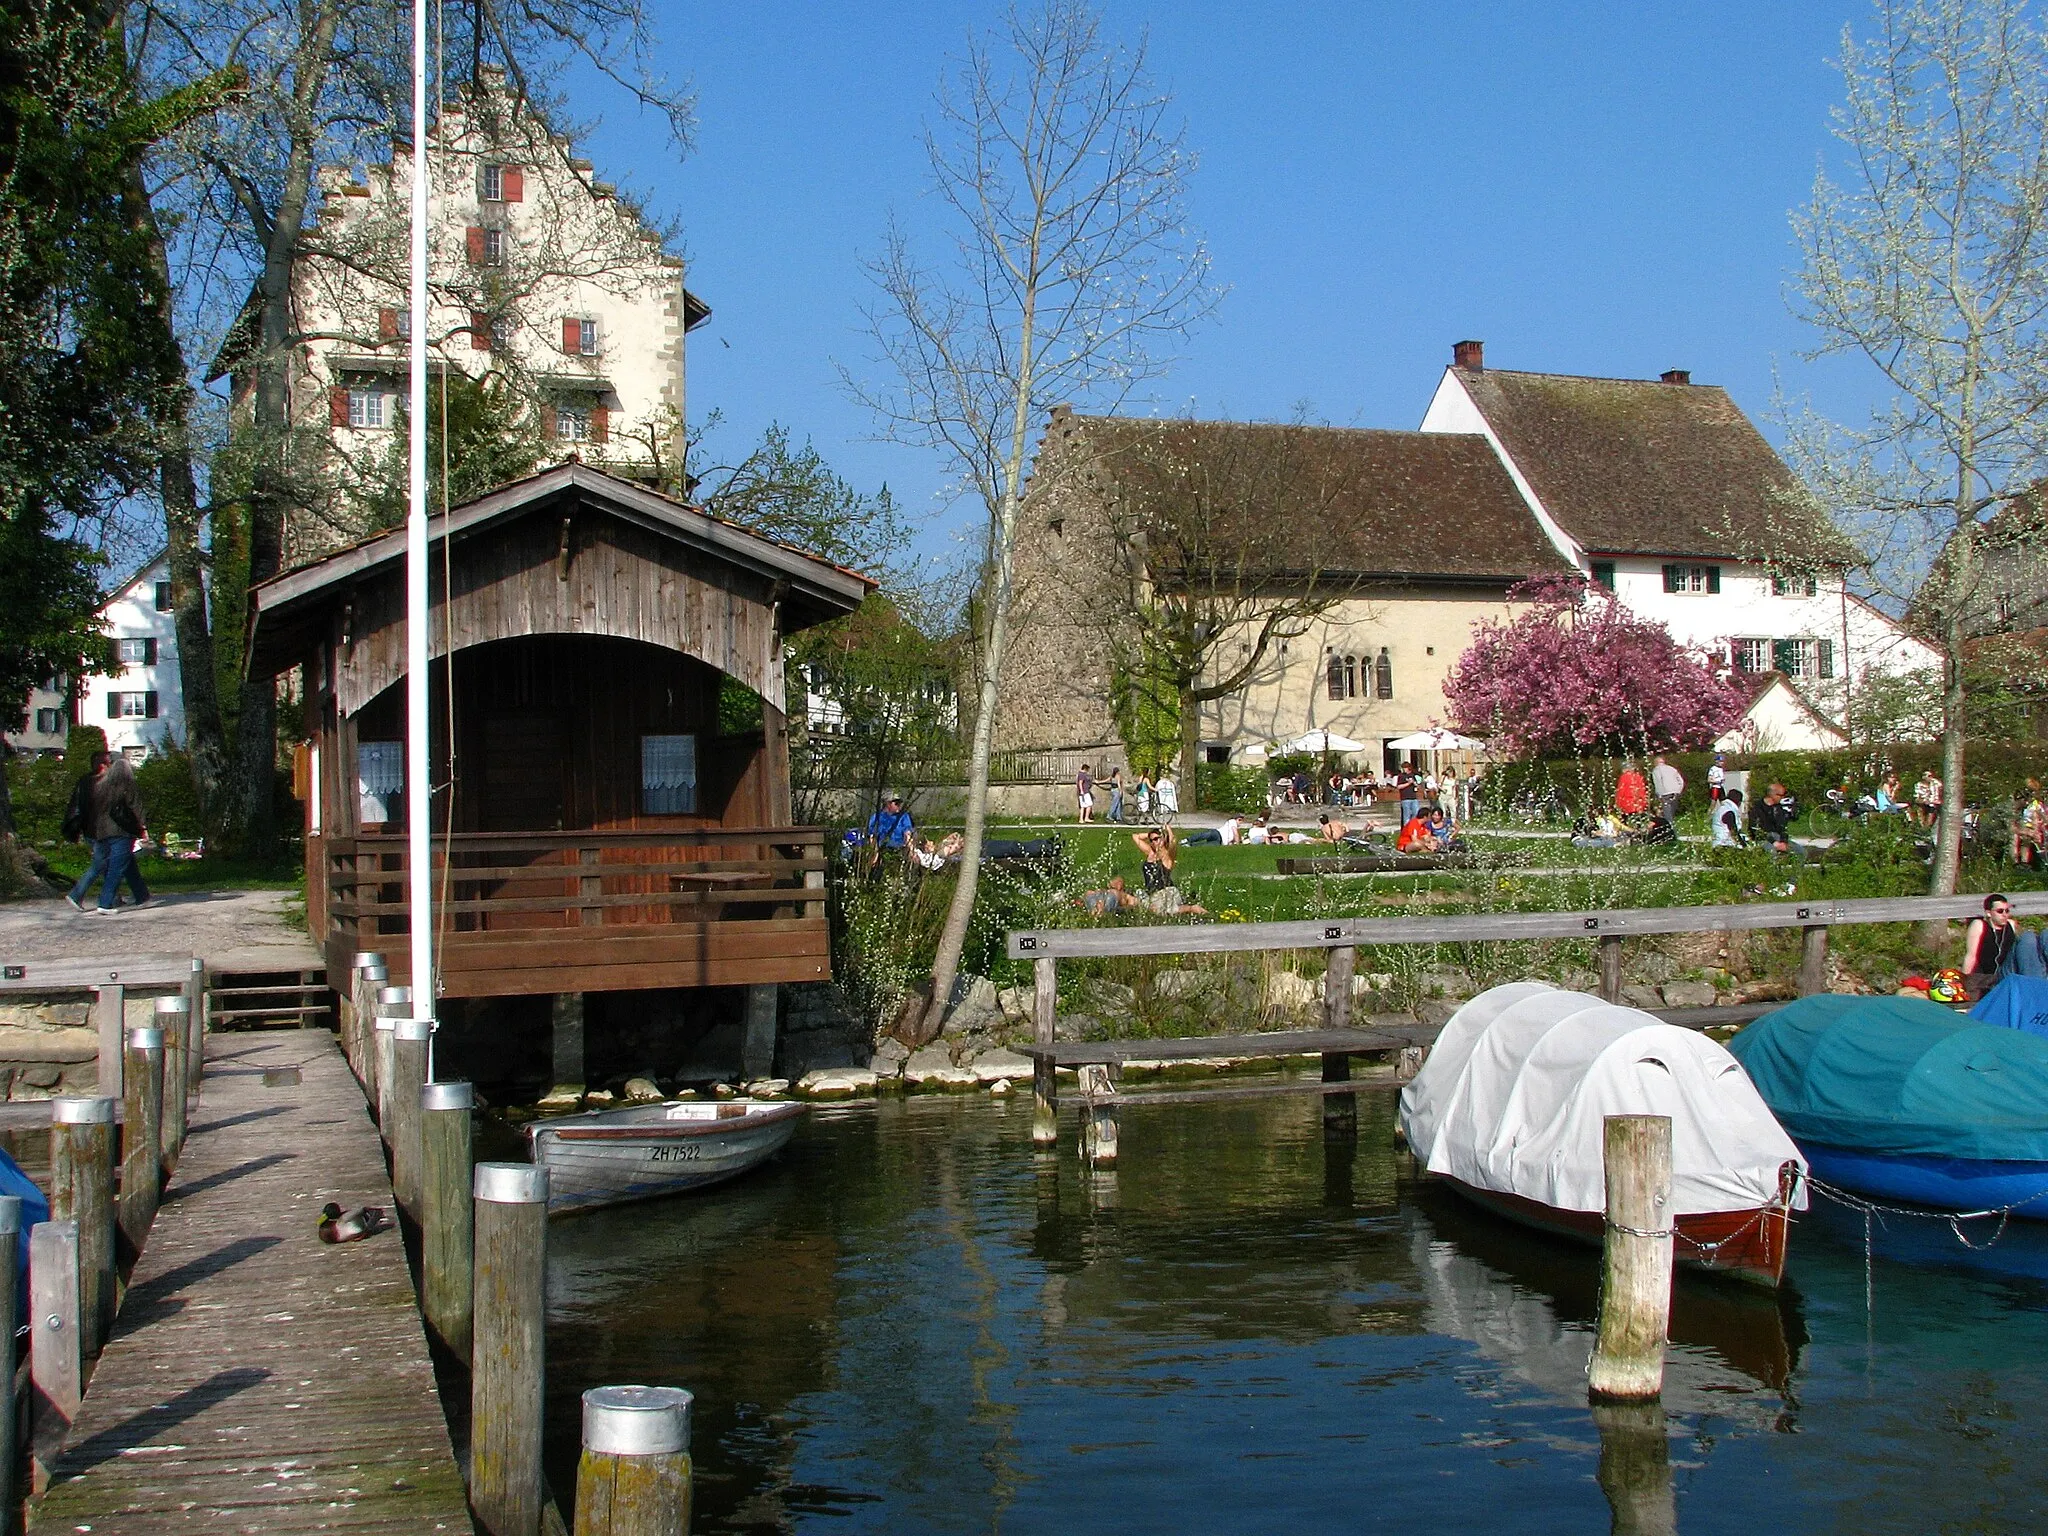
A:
[317,1202,393,1243]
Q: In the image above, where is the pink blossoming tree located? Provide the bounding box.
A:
[1445,575,1750,758]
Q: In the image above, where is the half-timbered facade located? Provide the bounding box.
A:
[247,463,870,1002]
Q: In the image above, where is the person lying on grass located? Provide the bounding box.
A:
[1076,875,1140,915]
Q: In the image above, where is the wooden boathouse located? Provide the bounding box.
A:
[246,463,870,1078]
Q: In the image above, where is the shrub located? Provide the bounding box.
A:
[1197,762,1268,814]
[135,750,202,840]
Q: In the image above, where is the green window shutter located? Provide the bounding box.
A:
[1817,639,1835,679]
[1706,566,1721,594]
[1662,564,1680,593]
[107,692,119,720]
[1772,639,1799,675]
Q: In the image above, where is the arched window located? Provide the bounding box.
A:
[1326,652,1345,701]
[1345,655,1359,698]
[1375,648,1393,699]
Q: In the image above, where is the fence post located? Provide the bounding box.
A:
[1077,1064,1118,1166]
[421,1080,475,1363]
[92,982,125,1100]
[1587,1114,1673,1402]
[388,1019,432,1220]
[471,1162,550,1536]
[374,984,412,1130]
[574,1385,693,1536]
[155,994,192,1167]
[118,1025,165,1269]
[29,1218,79,1494]
[0,1196,19,1523]
[49,1097,116,1360]
[1598,934,1625,1004]
[1032,956,1059,1149]
[1799,925,1830,998]
[184,959,207,1094]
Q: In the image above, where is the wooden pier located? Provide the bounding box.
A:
[29,1029,469,1532]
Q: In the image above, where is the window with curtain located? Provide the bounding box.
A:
[642,735,698,814]
[357,741,403,824]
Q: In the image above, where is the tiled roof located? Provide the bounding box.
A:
[1043,416,1570,582]
[1452,369,1854,562]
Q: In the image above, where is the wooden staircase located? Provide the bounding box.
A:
[208,967,335,1032]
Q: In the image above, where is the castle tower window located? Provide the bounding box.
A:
[1375,648,1393,699]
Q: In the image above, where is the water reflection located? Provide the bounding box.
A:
[541,1084,2048,1536]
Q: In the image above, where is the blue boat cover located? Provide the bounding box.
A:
[1728,993,2048,1162]
[1968,974,2048,1038]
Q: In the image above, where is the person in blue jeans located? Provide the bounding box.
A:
[67,756,149,914]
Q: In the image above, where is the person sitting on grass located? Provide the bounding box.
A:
[1317,813,1352,844]
[1243,814,1273,844]
[1712,789,1746,848]
[1423,806,1468,853]
[1395,813,1437,853]
[1077,875,1140,915]
[1131,827,1207,916]
[1752,782,1796,855]
[1571,811,1627,850]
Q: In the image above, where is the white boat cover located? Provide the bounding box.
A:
[1399,984,1807,1216]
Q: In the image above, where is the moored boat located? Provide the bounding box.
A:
[1727,992,2048,1218]
[1399,983,1807,1286]
[526,1099,805,1215]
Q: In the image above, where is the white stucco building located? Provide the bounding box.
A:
[1419,341,1938,722]
[269,77,708,560]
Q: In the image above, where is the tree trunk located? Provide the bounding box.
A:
[1177,681,1201,812]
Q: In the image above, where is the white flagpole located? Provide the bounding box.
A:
[405,0,435,1025]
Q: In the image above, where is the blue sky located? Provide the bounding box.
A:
[571,3,1881,566]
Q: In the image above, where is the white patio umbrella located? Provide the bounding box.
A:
[1385,729,1487,753]
[1279,729,1368,754]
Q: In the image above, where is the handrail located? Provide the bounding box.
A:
[1007,890,2048,960]
[329,826,826,853]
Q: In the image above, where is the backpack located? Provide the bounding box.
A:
[59,775,92,844]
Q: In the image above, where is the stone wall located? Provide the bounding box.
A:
[0,994,154,1099]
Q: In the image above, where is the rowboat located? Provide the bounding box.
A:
[1400,983,1806,1286]
[1728,991,2048,1219]
[525,1099,805,1215]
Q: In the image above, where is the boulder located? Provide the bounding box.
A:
[744,1078,791,1099]
[996,985,1035,1022]
[536,1084,583,1111]
[0,1026,98,1063]
[1415,997,1459,1028]
[871,1037,910,1065]
[944,976,1001,1035]
[970,1047,1036,1084]
[1054,1014,1096,1042]
[1635,951,1680,984]
[1080,979,1136,1015]
[584,1089,616,1108]
[905,1062,981,1091]
[622,1077,664,1103]
[1619,984,1665,1012]
[1152,969,1211,1000]
[1264,970,1319,1013]
[796,1068,880,1100]
[1420,968,1474,999]
[988,1078,1013,1095]
[1660,980,1719,1009]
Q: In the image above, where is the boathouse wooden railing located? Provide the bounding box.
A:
[325,828,830,935]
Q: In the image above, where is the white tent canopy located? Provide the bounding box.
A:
[1385,728,1487,753]
[1399,983,1805,1216]
[1278,730,1366,754]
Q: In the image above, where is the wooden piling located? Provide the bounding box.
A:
[30,1218,79,1494]
[1598,935,1625,1004]
[184,958,207,1094]
[1587,1114,1674,1402]
[1798,925,1830,998]
[118,1025,165,1268]
[0,1195,21,1523]
[421,1080,475,1363]
[348,953,386,1081]
[1324,944,1355,1031]
[1031,956,1058,1148]
[1078,1063,1118,1165]
[155,994,191,1166]
[1592,1400,1676,1536]
[388,1019,432,1219]
[49,1097,116,1359]
[374,984,411,1129]
[471,1161,550,1536]
[92,982,125,1099]
[1322,1051,1355,1134]
[574,1385,693,1536]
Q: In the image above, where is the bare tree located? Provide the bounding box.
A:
[1788,0,2048,894]
[848,0,1216,1037]
[1052,418,1378,800]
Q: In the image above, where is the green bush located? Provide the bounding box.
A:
[7,751,74,844]
[1196,762,1269,814]
[135,750,202,840]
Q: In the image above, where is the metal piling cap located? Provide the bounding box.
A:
[154,994,191,1016]
[361,964,389,983]
[50,1097,115,1125]
[376,984,412,1006]
[352,951,387,972]
[473,1161,548,1205]
[421,1081,474,1111]
[125,1026,163,1051]
[0,1195,20,1236]
[394,1018,435,1042]
[582,1385,692,1456]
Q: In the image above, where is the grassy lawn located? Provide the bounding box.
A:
[36,845,305,895]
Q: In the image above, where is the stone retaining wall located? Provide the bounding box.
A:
[0,994,153,1099]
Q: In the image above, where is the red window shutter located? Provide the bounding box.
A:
[503,166,523,202]
[590,405,608,444]
[330,386,351,427]
[145,691,159,719]
[471,311,491,351]
[562,318,579,354]
[540,403,556,440]
[466,226,485,265]
[378,307,398,339]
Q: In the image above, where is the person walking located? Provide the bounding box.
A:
[1075,763,1095,823]
[1615,759,1651,817]
[1134,771,1153,820]
[68,755,149,914]
[1154,770,1179,819]
[1107,767,1125,823]
[1650,753,1685,825]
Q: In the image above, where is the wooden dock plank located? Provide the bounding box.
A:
[30,1030,470,1533]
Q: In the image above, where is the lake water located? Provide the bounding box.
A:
[541,1083,2048,1534]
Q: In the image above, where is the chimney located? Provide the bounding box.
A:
[1660,368,1691,385]
[1452,339,1484,372]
